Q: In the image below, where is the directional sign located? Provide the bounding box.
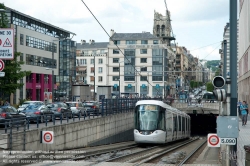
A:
[0,59,4,71]
[42,131,54,144]
[0,29,14,59]
[207,133,220,147]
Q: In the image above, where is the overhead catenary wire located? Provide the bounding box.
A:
[80,0,162,96]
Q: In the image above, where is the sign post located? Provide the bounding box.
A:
[207,133,220,147]
[0,28,14,60]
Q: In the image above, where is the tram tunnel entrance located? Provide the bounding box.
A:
[188,113,218,136]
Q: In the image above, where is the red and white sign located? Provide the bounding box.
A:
[207,133,220,147]
[42,131,54,144]
[0,29,14,59]
[0,59,4,72]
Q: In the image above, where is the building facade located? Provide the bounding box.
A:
[238,1,250,104]
[4,6,76,104]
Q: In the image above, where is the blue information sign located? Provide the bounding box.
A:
[142,84,146,88]
[156,84,160,88]
[128,84,132,88]
[114,84,118,88]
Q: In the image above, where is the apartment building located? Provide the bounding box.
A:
[4,6,76,103]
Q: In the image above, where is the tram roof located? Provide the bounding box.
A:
[136,100,189,116]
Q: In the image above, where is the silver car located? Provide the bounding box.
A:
[65,102,86,117]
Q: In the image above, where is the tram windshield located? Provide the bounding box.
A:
[135,104,159,131]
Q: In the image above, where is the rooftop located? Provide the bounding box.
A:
[76,42,109,49]
[111,32,159,40]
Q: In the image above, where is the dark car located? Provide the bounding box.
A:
[0,106,26,126]
[84,101,101,115]
[47,102,72,119]
[22,105,54,123]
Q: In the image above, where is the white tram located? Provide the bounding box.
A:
[134,100,191,144]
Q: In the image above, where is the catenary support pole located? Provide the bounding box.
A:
[230,0,238,162]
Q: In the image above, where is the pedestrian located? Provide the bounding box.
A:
[238,100,242,117]
[240,101,248,126]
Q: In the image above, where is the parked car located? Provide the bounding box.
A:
[18,101,44,112]
[47,102,72,119]
[84,101,101,115]
[66,102,87,117]
[0,106,26,126]
[22,105,53,123]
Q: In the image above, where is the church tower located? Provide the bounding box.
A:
[153,9,175,46]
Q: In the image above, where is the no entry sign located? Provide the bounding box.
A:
[42,131,54,144]
[0,59,4,72]
[207,133,220,147]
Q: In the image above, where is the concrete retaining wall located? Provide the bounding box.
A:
[2,112,134,151]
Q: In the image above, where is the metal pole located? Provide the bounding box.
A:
[119,62,120,98]
[52,42,54,103]
[94,55,95,101]
[230,0,238,156]
[223,40,227,79]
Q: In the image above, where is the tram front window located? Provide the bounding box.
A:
[135,105,159,131]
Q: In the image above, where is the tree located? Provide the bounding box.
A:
[206,82,214,92]
[215,68,221,76]
[0,4,31,100]
[190,80,195,89]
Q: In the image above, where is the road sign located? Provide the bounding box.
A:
[0,59,4,71]
[42,131,54,144]
[220,138,236,145]
[0,72,5,77]
[207,133,220,147]
[0,29,14,59]
[114,84,118,88]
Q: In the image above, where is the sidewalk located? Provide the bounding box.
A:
[237,116,250,166]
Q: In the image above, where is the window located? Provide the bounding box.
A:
[91,67,95,73]
[141,76,147,81]
[113,49,119,54]
[124,76,135,81]
[20,53,24,61]
[153,40,159,44]
[152,76,162,81]
[140,49,147,54]
[113,58,119,63]
[98,67,102,73]
[98,76,103,82]
[114,40,120,45]
[126,40,136,44]
[113,67,119,72]
[90,76,94,82]
[113,76,119,81]
[98,59,103,64]
[80,59,87,65]
[20,34,24,45]
[141,58,147,63]
[141,40,148,44]
[141,67,147,72]
[91,59,94,64]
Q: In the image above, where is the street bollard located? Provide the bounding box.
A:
[244,145,250,166]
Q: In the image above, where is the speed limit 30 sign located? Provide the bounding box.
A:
[208,133,221,147]
[41,131,54,144]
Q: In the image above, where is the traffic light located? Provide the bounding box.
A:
[212,76,226,102]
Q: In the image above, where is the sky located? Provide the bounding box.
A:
[2,0,230,60]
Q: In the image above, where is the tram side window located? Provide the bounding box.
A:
[158,107,165,130]
[173,114,177,131]
[182,117,185,131]
[166,111,173,131]
[178,115,182,131]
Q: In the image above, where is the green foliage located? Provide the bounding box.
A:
[206,60,220,72]
[206,82,214,92]
[0,4,31,99]
[215,68,221,76]
[190,80,195,88]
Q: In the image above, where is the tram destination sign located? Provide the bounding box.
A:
[0,28,14,60]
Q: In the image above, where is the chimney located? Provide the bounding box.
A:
[81,40,86,45]
[110,29,115,36]
[89,39,92,45]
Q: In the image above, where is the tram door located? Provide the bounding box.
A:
[172,113,177,140]
[165,111,173,142]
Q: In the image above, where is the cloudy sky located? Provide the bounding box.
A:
[2,0,230,60]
